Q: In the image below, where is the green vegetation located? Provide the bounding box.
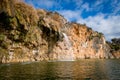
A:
[0,34,5,41]
[97,32,103,38]
[0,34,9,49]
[107,38,120,51]
[89,32,103,41]
[87,27,92,32]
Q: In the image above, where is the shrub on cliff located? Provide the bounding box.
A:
[89,32,103,40]
[107,38,120,51]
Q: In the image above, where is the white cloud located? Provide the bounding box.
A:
[41,0,56,8]
[58,10,81,21]
[75,0,104,12]
[81,3,90,11]
[94,0,104,6]
[111,2,120,15]
[74,0,91,11]
[74,0,83,9]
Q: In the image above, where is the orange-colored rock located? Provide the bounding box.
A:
[50,23,111,60]
[0,0,118,63]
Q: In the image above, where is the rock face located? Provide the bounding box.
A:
[50,23,111,60]
[0,0,116,63]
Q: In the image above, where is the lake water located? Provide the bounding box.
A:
[0,59,120,80]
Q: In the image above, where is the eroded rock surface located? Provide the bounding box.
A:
[0,0,118,63]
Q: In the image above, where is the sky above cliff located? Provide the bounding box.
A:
[24,0,120,41]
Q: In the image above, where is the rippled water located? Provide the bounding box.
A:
[0,59,120,80]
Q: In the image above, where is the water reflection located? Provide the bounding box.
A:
[105,59,120,80]
[72,60,109,80]
[0,59,120,80]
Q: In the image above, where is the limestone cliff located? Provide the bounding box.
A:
[50,23,111,60]
[0,0,115,63]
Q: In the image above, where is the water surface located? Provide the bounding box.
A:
[0,59,120,80]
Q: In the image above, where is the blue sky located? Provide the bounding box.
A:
[24,0,120,41]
